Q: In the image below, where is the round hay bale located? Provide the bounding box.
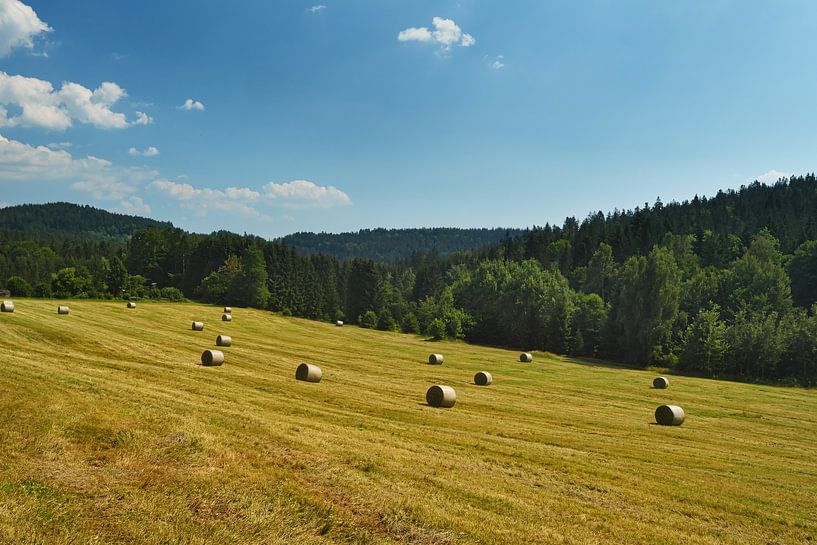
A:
[653,376,669,389]
[428,353,444,365]
[223,306,232,313]
[519,352,533,362]
[336,320,344,327]
[127,301,136,309]
[1,301,14,313]
[216,335,232,347]
[426,385,456,408]
[295,363,322,383]
[474,371,492,386]
[222,313,232,322]
[201,349,224,366]
[57,306,70,315]
[192,321,205,331]
[655,405,685,426]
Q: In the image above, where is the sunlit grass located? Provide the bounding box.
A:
[1,299,815,544]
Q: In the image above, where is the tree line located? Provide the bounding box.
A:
[2,177,817,384]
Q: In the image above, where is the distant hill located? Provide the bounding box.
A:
[0,202,173,242]
[280,227,525,261]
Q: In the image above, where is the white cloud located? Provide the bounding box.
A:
[0,0,52,58]
[0,133,156,211]
[134,111,153,125]
[150,179,261,217]
[0,201,8,208]
[128,146,159,157]
[308,5,326,13]
[488,54,505,69]
[0,72,140,130]
[46,141,72,150]
[398,17,475,50]
[150,178,352,217]
[752,170,792,184]
[118,196,151,215]
[263,179,352,208]
[179,98,205,111]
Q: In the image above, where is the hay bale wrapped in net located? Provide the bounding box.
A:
[655,405,685,426]
[223,307,232,313]
[653,376,669,389]
[1,301,14,313]
[519,352,533,362]
[222,313,232,322]
[216,335,232,347]
[336,320,344,327]
[426,385,456,407]
[57,306,70,315]
[192,321,205,331]
[428,353,444,365]
[295,363,322,383]
[474,371,492,386]
[127,302,136,309]
[201,349,224,366]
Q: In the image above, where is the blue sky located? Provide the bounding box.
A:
[0,0,815,237]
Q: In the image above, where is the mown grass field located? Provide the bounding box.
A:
[1,299,815,544]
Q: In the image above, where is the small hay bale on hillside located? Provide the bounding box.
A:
[520,352,533,363]
[655,405,685,426]
[222,313,232,322]
[57,306,70,315]
[127,302,136,309]
[216,335,232,347]
[1,301,14,313]
[201,349,224,366]
[336,320,344,327]
[223,306,232,313]
[474,371,492,386]
[295,363,322,383]
[426,385,456,408]
[428,353,444,365]
[192,321,205,331]
[653,376,669,389]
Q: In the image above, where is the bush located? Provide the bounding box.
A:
[401,312,420,334]
[427,318,446,340]
[160,287,186,301]
[376,311,397,331]
[34,282,52,298]
[6,276,33,297]
[359,310,378,329]
[282,308,292,317]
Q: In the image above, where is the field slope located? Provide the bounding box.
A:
[1,300,815,544]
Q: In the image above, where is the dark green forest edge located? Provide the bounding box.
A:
[3,176,817,385]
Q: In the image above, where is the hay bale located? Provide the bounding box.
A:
[426,385,456,407]
[428,353,444,365]
[57,306,70,315]
[216,335,232,347]
[192,321,205,331]
[223,306,232,313]
[336,320,344,327]
[1,301,14,313]
[295,363,322,383]
[655,405,685,426]
[474,371,492,386]
[222,313,232,322]
[653,376,669,389]
[127,301,136,309]
[519,352,533,362]
[201,349,224,366]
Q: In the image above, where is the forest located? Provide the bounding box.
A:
[2,176,817,384]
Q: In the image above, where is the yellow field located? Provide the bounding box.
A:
[1,299,815,544]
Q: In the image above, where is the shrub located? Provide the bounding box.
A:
[377,311,397,331]
[401,312,420,334]
[359,310,378,329]
[6,276,33,297]
[34,282,52,298]
[282,308,293,317]
[160,287,186,301]
[427,318,446,340]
